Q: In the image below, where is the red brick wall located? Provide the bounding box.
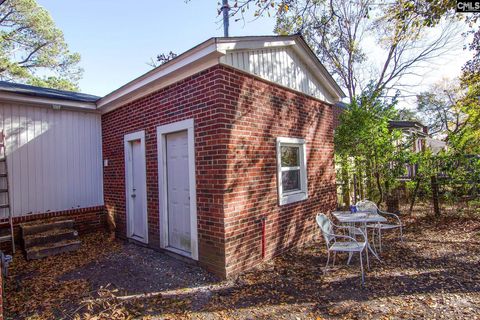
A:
[102,67,229,276]
[217,67,338,275]
[101,64,338,278]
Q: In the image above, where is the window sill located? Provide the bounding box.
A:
[279,191,308,206]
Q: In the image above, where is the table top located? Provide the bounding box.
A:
[332,211,387,223]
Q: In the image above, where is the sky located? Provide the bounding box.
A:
[37,0,472,106]
[36,0,275,97]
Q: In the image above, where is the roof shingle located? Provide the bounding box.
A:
[0,81,99,103]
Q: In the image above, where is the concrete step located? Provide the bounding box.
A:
[26,240,81,260]
[20,220,75,236]
[23,228,78,248]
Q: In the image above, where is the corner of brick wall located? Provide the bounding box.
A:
[216,65,339,277]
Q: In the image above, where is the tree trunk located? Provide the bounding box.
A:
[366,159,375,200]
[359,168,365,200]
[386,189,400,213]
[409,178,420,215]
[341,162,350,207]
[431,175,441,217]
[353,173,357,204]
[375,171,383,206]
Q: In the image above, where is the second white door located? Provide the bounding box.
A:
[125,132,148,244]
[165,130,191,253]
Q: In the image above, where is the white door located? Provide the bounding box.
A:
[166,130,191,253]
[125,132,148,243]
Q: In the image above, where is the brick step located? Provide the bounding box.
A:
[23,228,78,248]
[20,219,75,236]
[26,240,81,260]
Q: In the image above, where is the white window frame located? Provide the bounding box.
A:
[276,137,308,205]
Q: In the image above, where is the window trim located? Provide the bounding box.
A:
[276,137,308,205]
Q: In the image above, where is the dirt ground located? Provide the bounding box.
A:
[4,207,480,319]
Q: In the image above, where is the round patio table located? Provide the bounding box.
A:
[331,210,387,265]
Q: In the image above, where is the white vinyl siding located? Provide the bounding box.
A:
[0,102,103,218]
[220,46,334,103]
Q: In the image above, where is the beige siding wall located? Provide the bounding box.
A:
[220,46,334,103]
[0,102,103,218]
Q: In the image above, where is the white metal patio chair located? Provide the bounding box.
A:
[356,199,404,252]
[316,213,367,285]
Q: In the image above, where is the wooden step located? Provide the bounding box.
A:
[25,240,81,260]
[20,220,75,236]
[23,228,78,248]
[0,234,11,242]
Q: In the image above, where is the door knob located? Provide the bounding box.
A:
[131,194,136,198]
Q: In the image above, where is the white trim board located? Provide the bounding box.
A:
[124,130,149,244]
[0,92,98,111]
[156,119,198,260]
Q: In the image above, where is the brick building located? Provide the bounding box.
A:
[0,35,345,278]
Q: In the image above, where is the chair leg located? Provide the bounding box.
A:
[359,250,365,285]
[371,227,376,249]
[379,228,383,253]
[347,252,353,265]
[324,250,330,275]
[366,244,370,269]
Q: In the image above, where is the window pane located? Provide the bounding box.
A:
[281,146,299,167]
[282,170,300,191]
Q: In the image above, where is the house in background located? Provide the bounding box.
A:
[0,35,345,278]
[390,120,429,180]
[389,120,448,180]
[389,120,429,152]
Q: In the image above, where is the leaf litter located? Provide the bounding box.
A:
[4,204,480,319]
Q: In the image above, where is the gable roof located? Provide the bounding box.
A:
[97,35,346,113]
[0,35,345,113]
[389,120,428,136]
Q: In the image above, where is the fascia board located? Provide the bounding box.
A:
[97,39,221,112]
[0,92,98,112]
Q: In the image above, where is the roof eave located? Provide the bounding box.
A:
[96,38,222,112]
[0,91,98,111]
